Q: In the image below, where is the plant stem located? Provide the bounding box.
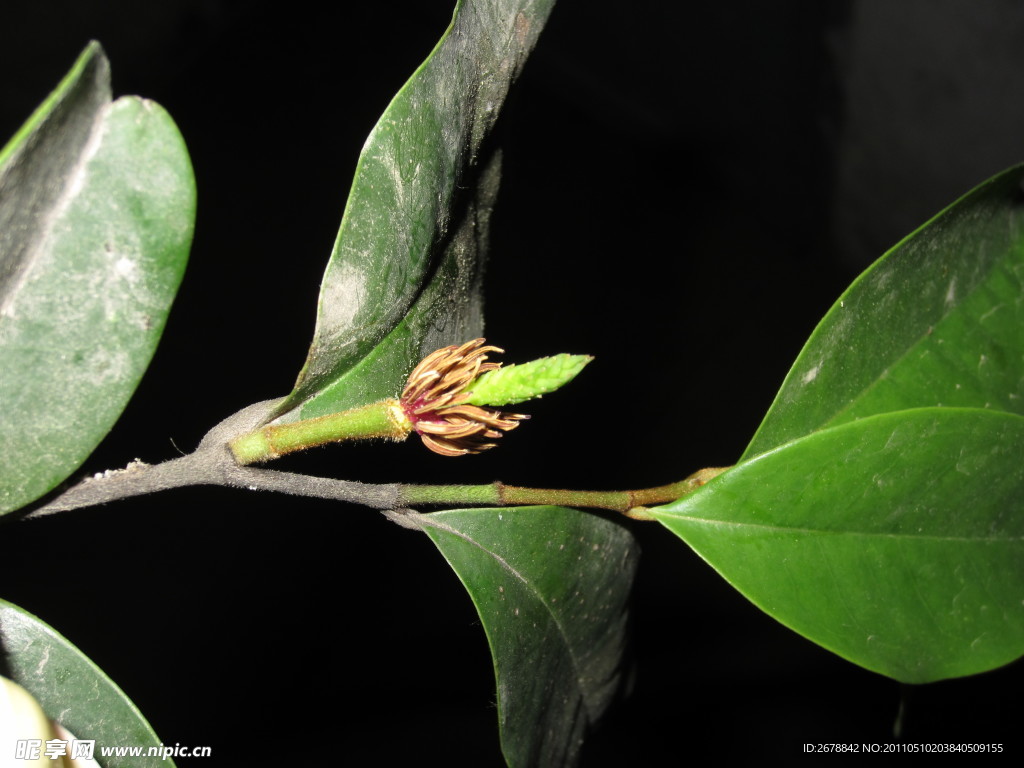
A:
[26,457,726,521]
[399,467,728,519]
[229,400,411,464]
[24,401,728,520]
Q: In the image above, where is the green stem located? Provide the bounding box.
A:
[229,399,411,465]
[399,467,728,518]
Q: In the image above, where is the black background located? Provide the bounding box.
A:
[2,1,1022,764]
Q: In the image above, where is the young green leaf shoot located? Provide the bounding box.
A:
[228,339,591,463]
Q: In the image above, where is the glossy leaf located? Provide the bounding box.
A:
[416,506,638,768]
[0,42,195,514]
[0,598,174,767]
[281,153,500,420]
[272,0,556,422]
[656,165,1024,682]
[655,408,1024,683]
[742,164,1024,461]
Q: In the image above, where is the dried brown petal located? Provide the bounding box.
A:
[399,339,527,456]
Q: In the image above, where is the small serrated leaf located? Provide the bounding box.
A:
[465,353,592,407]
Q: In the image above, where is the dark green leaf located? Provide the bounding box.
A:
[272,0,556,422]
[655,407,1024,683]
[0,598,174,767]
[416,506,637,768]
[742,165,1024,461]
[0,42,195,514]
[281,152,500,419]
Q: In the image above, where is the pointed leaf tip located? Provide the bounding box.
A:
[465,353,592,407]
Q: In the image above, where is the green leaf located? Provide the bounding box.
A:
[272,0,556,422]
[465,354,593,407]
[742,164,1024,461]
[281,153,501,420]
[0,42,195,515]
[415,506,637,768]
[655,165,1024,682]
[0,598,174,767]
[654,408,1024,683]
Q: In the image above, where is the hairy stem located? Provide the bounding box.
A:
[229,400,410,464]
[22,400,403,519]
[24,450,403,519]
[21,399,728,521]
[25,454,726,521]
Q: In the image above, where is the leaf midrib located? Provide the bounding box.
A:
[420,511,603,721]
[820,258,1017,433]
[655,513,1024,542]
